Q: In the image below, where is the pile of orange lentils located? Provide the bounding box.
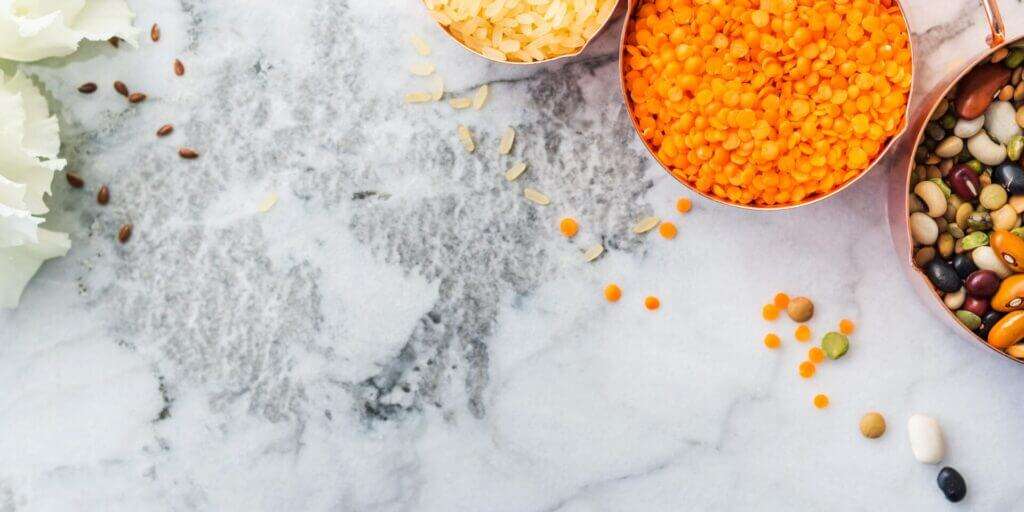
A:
[622,0,912,206]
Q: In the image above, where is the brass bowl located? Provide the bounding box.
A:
[423,0,625,66]
[886,0,1024,365]
[617,0,915,210]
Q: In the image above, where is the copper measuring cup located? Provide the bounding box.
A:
[422,0,625,65]
[886,0,1023,365]
[617,0,916,210]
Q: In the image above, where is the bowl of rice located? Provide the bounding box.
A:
[422,0,622,64]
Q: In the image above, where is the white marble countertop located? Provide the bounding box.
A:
[4,0,1024,510]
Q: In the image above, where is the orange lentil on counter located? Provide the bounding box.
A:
[762,303,780,320]
[764,332,781,349]
[813,393,830,409]
[795,324,812,342]
[808,346,825,363]
[644,295,661,310]
[798,360,816,378]
[659,221,678,239]
[675,197,692,213]
[773,292,790,309]
[604,284,622,302]
[621,0,912,206]
[839,318,856,334]
[559,217,579,237]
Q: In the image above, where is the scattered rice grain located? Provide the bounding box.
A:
[410,62,435,76]
[524,187,550,205]
[472,84,489,110]
[431,76,444,100]
[499,127,515,155]
[584,244,605,262]
[405,92,433,103]
[457,125,476,153]
[505,162,527,181]
[410,35,431,56]
[632,216,660,234]
[257,193,279,213]
[449,97,472,109]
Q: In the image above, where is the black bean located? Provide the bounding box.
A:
[965,270,1001,297]
[992,163,1024,194]
[979,310,1004,339]
[937,466,967,503]
[953,253,979,279]
[927,259,962,293]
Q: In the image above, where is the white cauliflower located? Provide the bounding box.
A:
[0,0,139,62]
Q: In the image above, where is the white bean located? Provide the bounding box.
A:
[967,131,1008,166]
[992,204,1020,231]
[913,180,947,218]
[973,245,1013,277]
[954,115,985,138]
[907,414,945,464]
[934,136,964,158]
[985,101,1023,145]
[909,212,939,245]
[944,287,966,309]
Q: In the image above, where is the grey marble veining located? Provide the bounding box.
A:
[4,0,1024,510]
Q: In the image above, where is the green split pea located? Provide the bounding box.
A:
[821,332,850,360]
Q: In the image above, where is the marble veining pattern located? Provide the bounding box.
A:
[4,0,1024,510]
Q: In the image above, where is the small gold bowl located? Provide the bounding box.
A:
[422,0,625,65]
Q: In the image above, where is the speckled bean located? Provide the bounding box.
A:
[934,136,964,158]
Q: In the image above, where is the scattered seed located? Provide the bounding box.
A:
[431,76,444,101]
[604,284,621,302]
[410,62,435,76]
[66,172,84,188]
[449,97,472,109]
[499,126,515,155]
[472,84,489,110]
[644,296,660,310]
[808,346,825,363]
[676,197,692,213]
[762,304,780,320]
[559,217,579,237]
[156,124,174,137]
[795,324,812,342]
[658,221,677,239]
[839,318,856,334]
[860,412,886,439]
[257,193,278,213]
[523,187,549,205]
[773,292,790,308]
[583,244,604,262]
[405,91,433,103]
[178,147,199,159]
[171,59,185,77]
[457,125,475,153]
[128,92,147,103]
[799,361,816,378]
[118,223,133,243]
[78,82,97,93]
[632,216,660,234]
[109,37,120,48]
[151,23,160,42]
[504,162,527,181]
[763,333,781,349]
[787,296,814,322]
[410,35,431,56]
[113,81,129,96]
[813,394,830,409]
[97,185,110,205]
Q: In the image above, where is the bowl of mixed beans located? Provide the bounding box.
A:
[899,32,1024,363]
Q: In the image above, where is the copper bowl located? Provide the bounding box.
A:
[617,0,916,210]
[422,0,625,65]
[886,0,1024,365]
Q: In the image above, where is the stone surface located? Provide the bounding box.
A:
[3,0,1024,510]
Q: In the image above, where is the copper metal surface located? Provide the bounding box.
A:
[617,0,915,210]
[887,0,1024,365]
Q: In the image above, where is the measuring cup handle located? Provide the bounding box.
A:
[981,0,1006,47]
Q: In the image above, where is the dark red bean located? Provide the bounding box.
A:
[956,64,1011,119]
[948,165,981,200]
[965,269,1001,297]
[964,296,990,317]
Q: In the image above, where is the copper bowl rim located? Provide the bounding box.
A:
[420,0,626,66]
[894,24,1024,366]
[616,0,916,211]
